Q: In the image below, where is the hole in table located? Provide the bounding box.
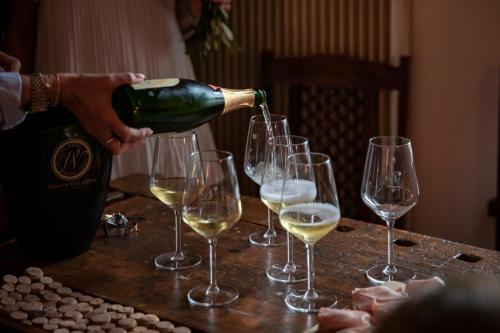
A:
[456,253,482,263]
[336,226,354,232]
[393,238,417,247]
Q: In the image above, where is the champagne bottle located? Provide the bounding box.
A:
[112,78,266,133]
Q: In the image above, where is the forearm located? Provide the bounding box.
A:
[1,73,72,129]
[2,71,152,154]
[20,73,88,111]
[20,74,31,109]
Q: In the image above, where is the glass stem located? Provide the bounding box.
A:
[207,239,220,294]
[385,219,397,275]
[173,209,184,260]
[264,208,277,238]
[304,244,318,299]
[283,231,296,272]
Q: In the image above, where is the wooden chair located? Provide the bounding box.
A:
[488,71,500,250]
[260,51,410,222]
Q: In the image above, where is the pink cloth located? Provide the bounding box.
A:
[370,297,408,325]
[316,277,445,332]
[352,286,406,313]
[405,276,445,296]
[318,308,371,332]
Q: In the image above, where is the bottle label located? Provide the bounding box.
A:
[131,78,180,90]
[51,139,93,182]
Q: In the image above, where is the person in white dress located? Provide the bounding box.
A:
[5,0,226,179]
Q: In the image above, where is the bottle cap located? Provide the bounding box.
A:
[102,213,137,237]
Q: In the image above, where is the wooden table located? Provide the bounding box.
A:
[1,173,500,332]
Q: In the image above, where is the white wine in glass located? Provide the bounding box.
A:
[361,136,419,285]
[183,150,242,307]
[244,114,290,247]
[280,152,341,313]
[150,177,203,208]
[280,203,340,244]
[260,135,312,283]
[150,132,202,270]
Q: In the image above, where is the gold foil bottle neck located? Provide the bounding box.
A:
[220,88,256,114]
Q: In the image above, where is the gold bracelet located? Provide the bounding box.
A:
[42,74,61,108]
[28,73,48,113]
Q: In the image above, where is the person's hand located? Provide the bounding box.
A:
[59,73,153,155]
[0,51,21,72]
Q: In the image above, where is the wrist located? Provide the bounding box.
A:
[28,74,47,113]
[20,75,31,109]
[25,73,63,113]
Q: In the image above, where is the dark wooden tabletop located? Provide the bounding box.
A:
[1,173,500,333]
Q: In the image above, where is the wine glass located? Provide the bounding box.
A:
[361,136,419,285]
[260,135,310,283]
[280,152,341,313]
[182,150,242,307]
[150,132,202,270]
[244,114,290,247]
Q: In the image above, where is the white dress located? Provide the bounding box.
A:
[35,0,216,179]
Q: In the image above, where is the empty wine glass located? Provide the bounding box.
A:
[244,114,290,247]
[361,136,419,285]
[183,150,242,307]
[261,135,310,283]
[281,152,341,313]
[150,132,202,270]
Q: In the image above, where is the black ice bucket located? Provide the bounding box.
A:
[0,108,112,260]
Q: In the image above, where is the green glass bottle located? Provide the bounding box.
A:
[112,78,266,133]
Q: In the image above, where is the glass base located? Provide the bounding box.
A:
[266,264,307,283]
[188,285,239,307]
[366,264,416,285]
[154,251,202,271]
[249,229,287,247]
[285,290,337,313]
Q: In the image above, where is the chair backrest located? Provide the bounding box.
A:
[261,51,410,222]
[489,70,500,250]
[497,71,500,250]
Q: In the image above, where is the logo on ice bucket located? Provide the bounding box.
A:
[51,139,93,181]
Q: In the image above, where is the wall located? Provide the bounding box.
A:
[408,0,500,248]
[194,0,500,249]
[194,0,394,197]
